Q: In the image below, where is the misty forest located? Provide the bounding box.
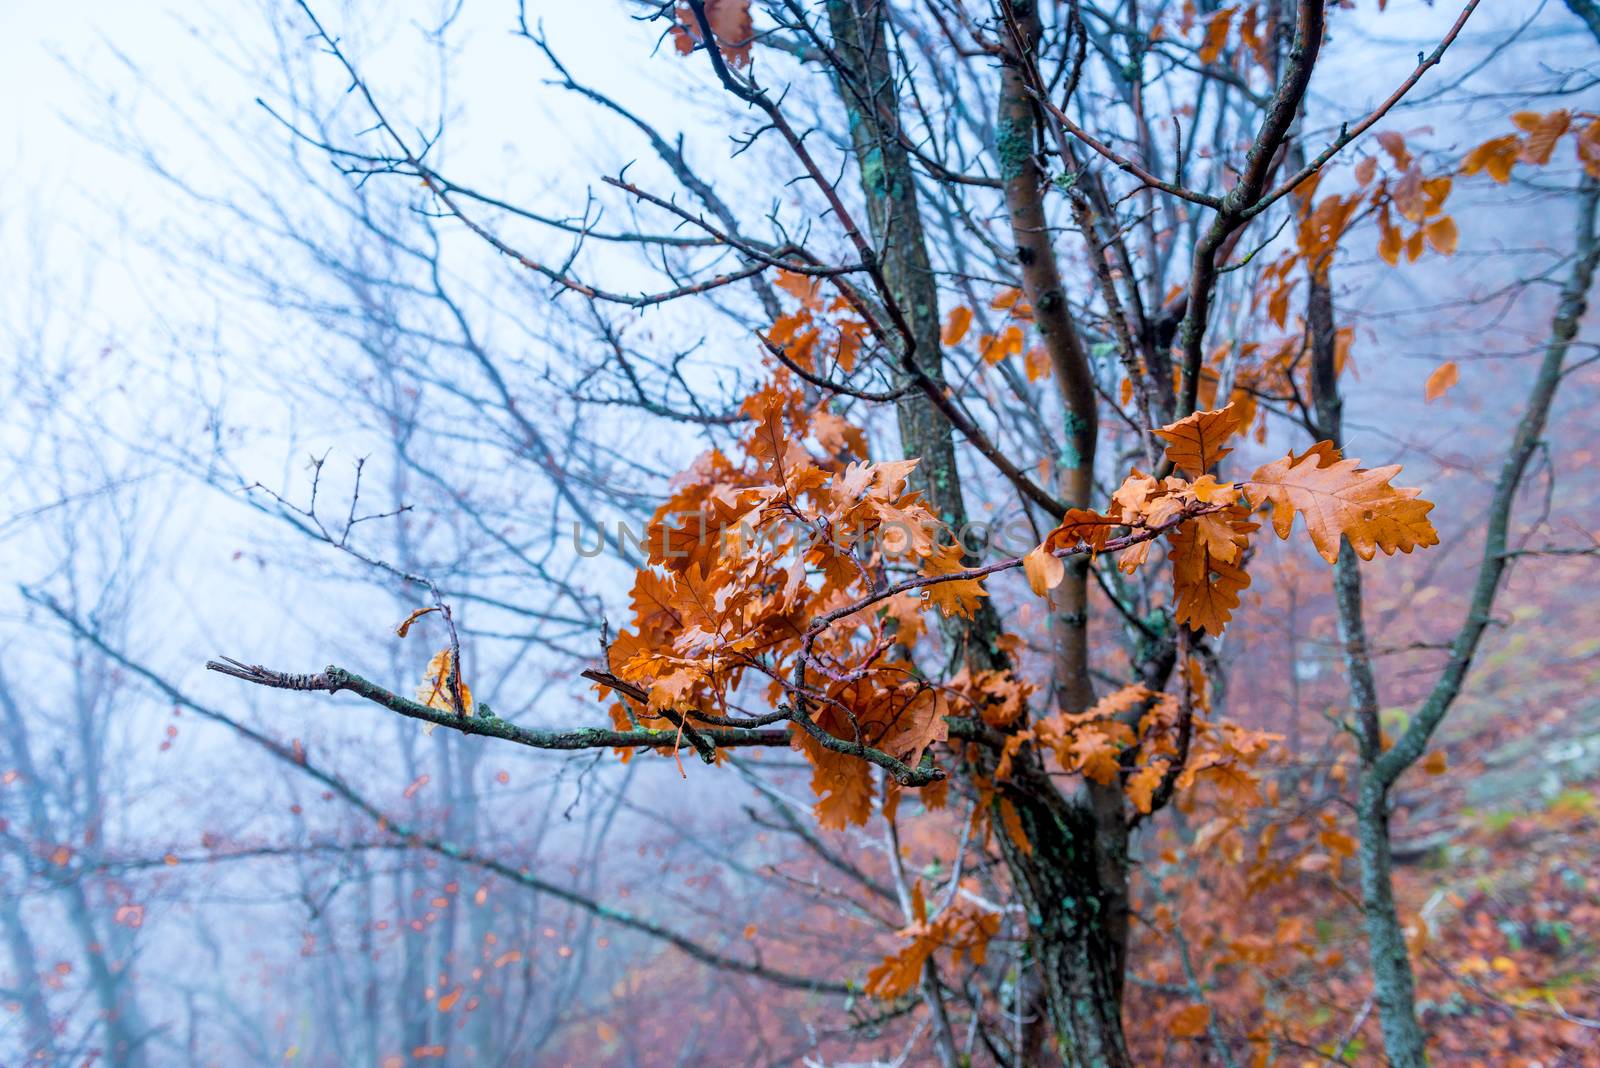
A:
[3,0,1598,1065]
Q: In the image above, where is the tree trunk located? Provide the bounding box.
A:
[822,5,1132,1062]
[997,769,1134,1068]
[1310,177,1599,1067]
[1308,254,1432,1067]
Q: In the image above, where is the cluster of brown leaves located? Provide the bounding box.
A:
[595,369,968,827]
[765,271,872,377]
[941,287,1055,382]
[863,879,1002,999]
[1027,402,1437,636]
[1462,109,1600,184]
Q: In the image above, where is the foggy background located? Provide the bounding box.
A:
[2,1,1595,1065]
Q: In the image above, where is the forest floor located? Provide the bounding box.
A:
[1385,684,1600,1062]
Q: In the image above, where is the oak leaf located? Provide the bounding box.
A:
[1244,442,1438,562]
[1169,509,1253,636]
[1126,762,1166,815]
[1169,1003,1211,1039]
[1153,403,1245,477]
[920,542,987,618]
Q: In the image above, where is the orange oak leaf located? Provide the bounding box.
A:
[1126,761,1166,815]
[920,541,987,618]
[1168,1003,1211,1038]
[864,896,1001,999]
[1042,507,1115,553]
[1153,403,1245,477]
[1169,508,1253,635]
[1244,442,1439,563]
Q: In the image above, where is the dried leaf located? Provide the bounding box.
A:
[1126,762,1166,815]
[1154,403,1245,477]
[1513,109,1570,165]
[416,648,474,716]
[1169,1003,1211,1038]
[670,0,754,67]
[1023,544,1065,596]
[920,542,987,618]
[1424,215,1458,256]
[1169,510,1253,636]
[395,606,438,639]
[1461,135,1520,184]
[1245,443,1439,563]
[1424,361,1459,402]
[1197,6,1236,64]
[942,305,973,346]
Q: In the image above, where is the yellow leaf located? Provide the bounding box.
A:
[743,923,758,940]
[1190,475,1236,504]
[1023,544,1066,596]
[1190,512,1242,565]
[1423,749,1448,775]
[597,1022,618,1044]
[1424,361,1458,402]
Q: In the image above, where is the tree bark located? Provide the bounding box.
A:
[824,0,1007,673]
[997,767,1134,1067]
[824,5,1132,1063]
[994,8,1133,1062]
